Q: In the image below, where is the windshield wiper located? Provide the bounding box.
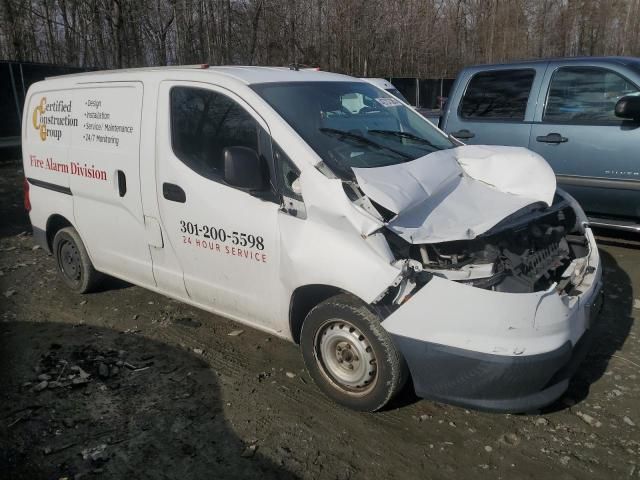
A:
[368,129,443,150]
[319,128,412,160]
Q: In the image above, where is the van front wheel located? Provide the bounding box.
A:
[53,227,102,294]
[300,294,407,412]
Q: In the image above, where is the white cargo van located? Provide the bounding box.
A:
[23,66,603,412]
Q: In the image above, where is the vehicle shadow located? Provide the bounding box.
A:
[544,248,634,412]
[94,276,132,292]
[0,321,298,480]
[385,379,421,410]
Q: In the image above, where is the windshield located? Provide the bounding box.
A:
[386,87,410,104]
[251,81,454,179]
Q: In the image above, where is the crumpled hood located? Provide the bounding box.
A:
[352,145,556,243]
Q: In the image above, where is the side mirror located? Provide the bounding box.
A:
[615,95,640,121]
[223,146,267,191]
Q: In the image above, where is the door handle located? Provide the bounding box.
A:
[117,170,127,197]
[450,129,475,140]
[162,182,186,203]
[536,133,568,144]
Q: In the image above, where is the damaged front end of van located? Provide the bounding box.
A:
[343,145,603,412]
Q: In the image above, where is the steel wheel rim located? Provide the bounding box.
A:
[58,239,82,286]
[314,319,377,395]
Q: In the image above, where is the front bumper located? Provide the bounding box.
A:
[391,285,602,412]
[382,228,603,412]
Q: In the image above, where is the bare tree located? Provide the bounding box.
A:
[2,0,640,77]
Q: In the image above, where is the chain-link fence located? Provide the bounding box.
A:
[388,77,455,110]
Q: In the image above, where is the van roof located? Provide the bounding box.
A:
[47,65,355,85]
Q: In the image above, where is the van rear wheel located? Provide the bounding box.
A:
[53,227,102,293]
[300,294,407,412]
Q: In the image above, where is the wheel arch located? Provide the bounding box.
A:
[289,284,371,344]
[45,214,74,253]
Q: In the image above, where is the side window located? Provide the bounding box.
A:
[273,143,302,200]
[170,87,259,181]
[543,67,639,124]
[460,69,536,121]
[273,142,306,219]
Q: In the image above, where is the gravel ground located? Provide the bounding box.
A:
[0,161,638,479]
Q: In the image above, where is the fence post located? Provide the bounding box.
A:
[8,63,22,130]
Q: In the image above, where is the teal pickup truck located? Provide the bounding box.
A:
[438,57,640,232]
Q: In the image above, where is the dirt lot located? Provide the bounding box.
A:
[1,161,638,480]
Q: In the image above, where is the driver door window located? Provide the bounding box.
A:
[170,87,259,181]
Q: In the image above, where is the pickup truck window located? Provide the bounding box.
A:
[460,69,535,121]
[170,86,260,181]
[543,67,639,124]
[252,81,453,180]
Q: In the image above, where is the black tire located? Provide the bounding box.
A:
[300,293,407,412]
[52,227,103,293]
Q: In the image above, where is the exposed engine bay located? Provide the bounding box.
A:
[382,194,591,297]
[339,144,595,304]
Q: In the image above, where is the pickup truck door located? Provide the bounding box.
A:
[441,64,547,147]
[154,81,282,331]
[528,61,640,220]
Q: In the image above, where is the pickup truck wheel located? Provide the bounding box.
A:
[53,227,102,294]
[300,294,407,412]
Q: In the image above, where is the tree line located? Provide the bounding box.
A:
[1,0,639,78]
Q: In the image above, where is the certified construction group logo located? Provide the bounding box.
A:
[32,96,78,141]
[32,97,48,141]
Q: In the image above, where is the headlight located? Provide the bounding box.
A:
[556,188,588,232]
